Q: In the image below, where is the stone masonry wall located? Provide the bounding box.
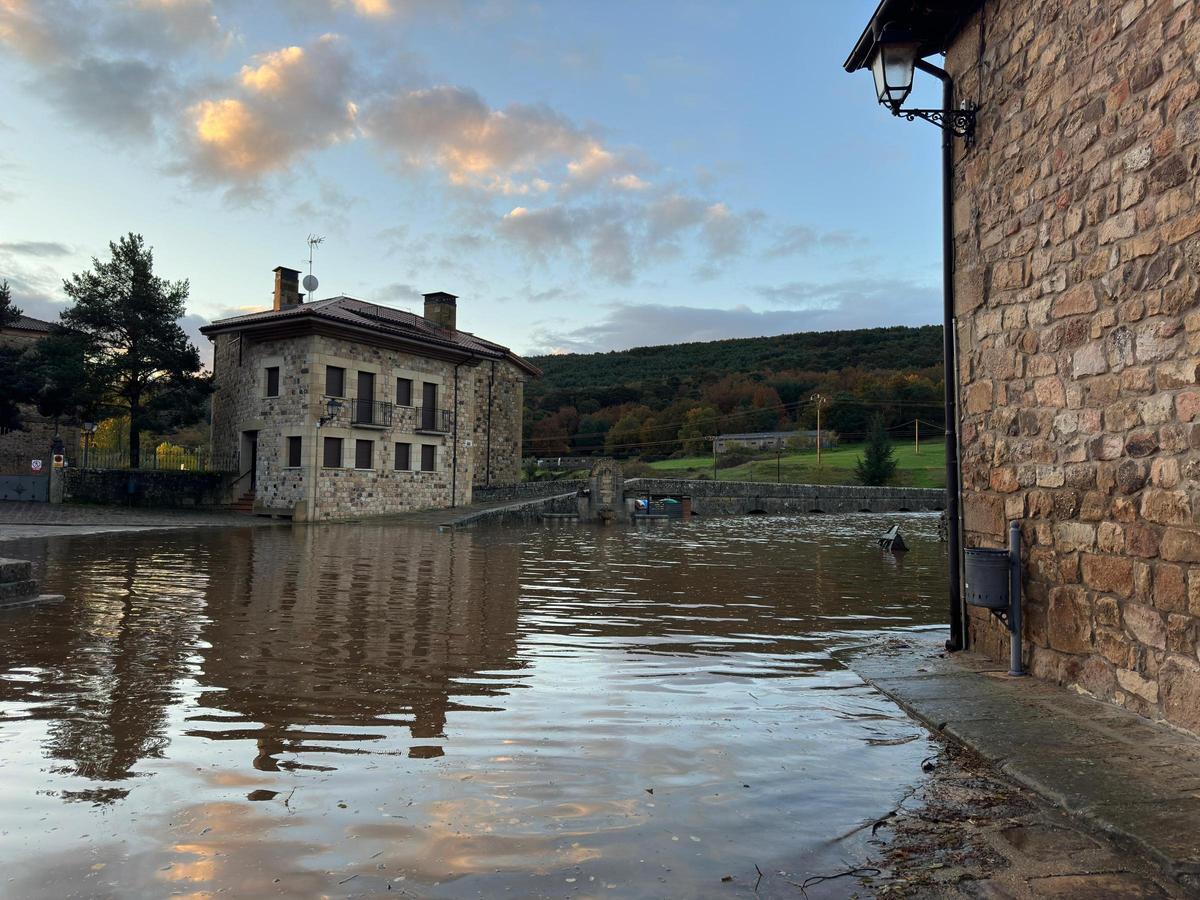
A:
[0,327,78,475]
[470,360,525,487]
[209,331,486,519]
[945,0,1200,731]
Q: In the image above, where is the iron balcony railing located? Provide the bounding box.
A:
[350,398,394,428]
[416,407,453,433]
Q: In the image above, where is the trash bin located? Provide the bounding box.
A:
[964,547,1010,610]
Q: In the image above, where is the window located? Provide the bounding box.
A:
[286,436,302,468]
[265,366,280,397]
[396,377,413,406]
[420,444,436,472]
[323,436,343,468]
[355,439,374,470]
[326,365,345,397]
[394,442,411,471]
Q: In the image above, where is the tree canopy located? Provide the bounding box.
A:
[61,233,209,466]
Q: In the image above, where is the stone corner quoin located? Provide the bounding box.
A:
[947,0,1200,733]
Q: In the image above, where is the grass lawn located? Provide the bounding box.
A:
[646,438,947,489]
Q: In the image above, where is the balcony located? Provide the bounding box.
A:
[415,407,453,434]
[350,398,394,428]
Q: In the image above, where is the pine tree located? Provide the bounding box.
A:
[61,234,209,468]
[855,414,898,485]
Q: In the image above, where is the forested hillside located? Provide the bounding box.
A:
[523,324,946,459]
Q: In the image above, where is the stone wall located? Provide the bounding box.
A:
[473,481,581,503]
[209,331,489,520]
[627,479,945,515]
[945,0,1200,731]
[0,326,79,475]
[470,360,525,488]
[63,468,231,508]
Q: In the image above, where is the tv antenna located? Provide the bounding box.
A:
[303,234,323,295]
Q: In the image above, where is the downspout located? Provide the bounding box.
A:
[486,360,495,487]
[451,362,462,507]
[916,57,966,652]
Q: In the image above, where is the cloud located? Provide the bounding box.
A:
[764,224,858,258]
[363,84,640,195]
[182,34,358,184]
[0,241,72,257]
[0,0,232,142]
[529,285,941,354]
[40,57,173,138]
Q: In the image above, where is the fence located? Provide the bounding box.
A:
[77,446,238,473]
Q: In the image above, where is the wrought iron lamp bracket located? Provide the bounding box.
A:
[894,102,978,146]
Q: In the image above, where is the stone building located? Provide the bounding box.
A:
[712,430,836,454]
[200,267,539,520]
[0,313,77,477]
[848,1,1200,733]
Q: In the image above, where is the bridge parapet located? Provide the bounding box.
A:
[624,478,945,515]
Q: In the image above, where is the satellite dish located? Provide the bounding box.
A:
[302,274,319,293]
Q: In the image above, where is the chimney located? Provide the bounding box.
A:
[273,266,302,311]
[423,291,458,331]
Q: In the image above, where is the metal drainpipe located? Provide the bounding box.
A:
[486,360,495,487]
[916,57,966,652]
[451,362,462,507]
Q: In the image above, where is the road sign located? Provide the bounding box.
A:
[30,459,43,473]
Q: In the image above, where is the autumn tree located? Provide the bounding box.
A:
[61,234,209,468]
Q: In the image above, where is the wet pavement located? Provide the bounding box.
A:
[0,513,949,898]
[848,635,1200,897]
[0,502,282,542]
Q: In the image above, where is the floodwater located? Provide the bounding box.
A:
[0,514,947,899]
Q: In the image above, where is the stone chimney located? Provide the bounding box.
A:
[273,266,303,311]
[423,291,458,331]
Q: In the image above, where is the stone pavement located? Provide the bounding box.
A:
[0,502,280,542]
[844,633,1200,895]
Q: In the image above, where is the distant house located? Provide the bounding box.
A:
[0,314,77,479]
[200,267,541,521]
[713,430,836,455]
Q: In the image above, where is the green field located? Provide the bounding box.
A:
[646,438,947,488]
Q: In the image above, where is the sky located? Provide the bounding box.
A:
[0,0,947,362]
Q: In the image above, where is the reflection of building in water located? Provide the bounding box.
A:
[193,526,524,769]
[0,534,215,792]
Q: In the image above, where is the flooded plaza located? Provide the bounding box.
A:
[0,514,947,898]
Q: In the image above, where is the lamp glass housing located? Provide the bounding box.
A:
[870,31,920,112]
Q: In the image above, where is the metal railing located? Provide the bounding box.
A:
[350,398,394,428]
[416,407,453,433]
[76,446,239,472]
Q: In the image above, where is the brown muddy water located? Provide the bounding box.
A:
[0,514,947,899]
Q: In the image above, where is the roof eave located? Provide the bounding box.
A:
[843,0,982,73]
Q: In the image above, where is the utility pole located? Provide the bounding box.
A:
[709,436,718,481]
[915,419,921,456]
[810,393,827,467]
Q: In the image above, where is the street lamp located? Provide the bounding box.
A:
[82,421,96,469]
[865,22,977,145]
[869,23,919,112]
[845,13,979,653]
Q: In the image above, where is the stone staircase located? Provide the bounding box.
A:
[228,491,256,514]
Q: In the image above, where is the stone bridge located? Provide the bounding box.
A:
[623,478,945,516]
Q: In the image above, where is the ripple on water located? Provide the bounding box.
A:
[0,513,945,898]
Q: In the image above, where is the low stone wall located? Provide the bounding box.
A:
[625,479,945,515]
[472,481,582,503]
[455,491,579,528]
[64,469,233,508]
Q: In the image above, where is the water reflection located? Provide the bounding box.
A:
[193,526,525,769]
[0,514,946,898]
